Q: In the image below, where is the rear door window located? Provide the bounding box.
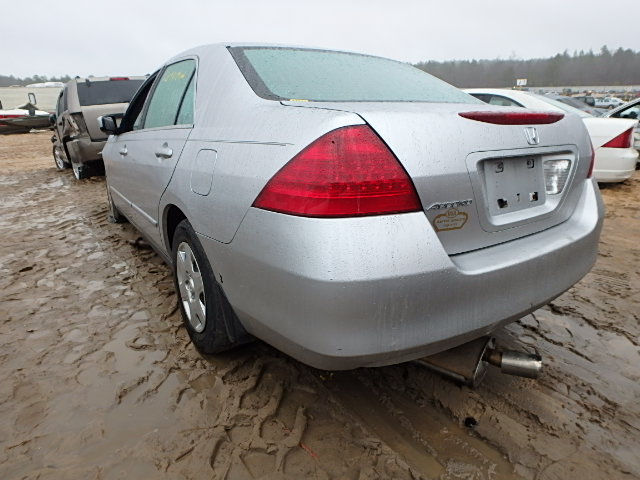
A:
[143,60,196,129]
[176,75,195,125]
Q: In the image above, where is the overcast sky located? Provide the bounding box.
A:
[4,0,638,78]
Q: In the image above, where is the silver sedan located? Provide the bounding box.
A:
[100,44,603,370]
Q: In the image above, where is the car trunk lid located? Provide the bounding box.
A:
[281,101,592,255]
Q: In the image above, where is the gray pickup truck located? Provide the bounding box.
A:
[51,76,145,179]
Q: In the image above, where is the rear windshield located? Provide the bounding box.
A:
[229,47,479,104]
[76,79,144,106]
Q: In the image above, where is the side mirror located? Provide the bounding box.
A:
[49,113,57,126]
[98,115,119,135]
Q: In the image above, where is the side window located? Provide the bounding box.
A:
[176,76,195,125]
[119,72,157,132]
[133,107,145,130]
[143,60,196,129]
[56,92,63,115]
[615,105,639,120]
[62,87,68,111]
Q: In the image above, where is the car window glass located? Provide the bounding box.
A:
[488,95,522,107]
[131,80,153,131]
[133,104,145,130]
[176,75,195,125]
[230,47,480,104]
[56,93,63,115]
[76,79,144,106]
[144,60,196,129]
[116,72,156,133]
[615,105,639,119]
[529,92,590,117]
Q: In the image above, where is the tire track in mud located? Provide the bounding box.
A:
[326,367,516,479]
[0,135,421,479]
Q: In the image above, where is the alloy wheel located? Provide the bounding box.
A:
[54,148,66,169]
[176,241,206,333]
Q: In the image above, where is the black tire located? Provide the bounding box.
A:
[106,183,126,223]
[53,145,71,170]
[172,219,250,353]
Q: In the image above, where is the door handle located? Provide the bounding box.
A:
[155,143,173,159]
[119,145,128,156]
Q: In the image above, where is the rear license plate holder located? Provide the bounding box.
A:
[483,156,545,216]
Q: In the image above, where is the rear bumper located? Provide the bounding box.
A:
[66,136,105,165]
[594,146,638,183]
[199,179,603,370]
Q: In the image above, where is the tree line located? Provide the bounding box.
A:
[3,46,639,88]
[416,46,640,88]
[0,74,73,87]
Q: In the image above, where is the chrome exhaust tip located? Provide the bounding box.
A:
[484,348,542,379]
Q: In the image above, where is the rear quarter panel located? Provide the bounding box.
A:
[161,47,364,245]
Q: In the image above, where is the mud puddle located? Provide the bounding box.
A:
[1,132,638,479]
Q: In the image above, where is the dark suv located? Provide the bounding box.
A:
[51,76,145,179]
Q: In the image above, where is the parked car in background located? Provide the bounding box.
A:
[466,88,638,182]
[573,95,597,107]
[545,94,606,116]
[99,44,602,370]
[605,98,640,160]
[51,76,145,179]
[594,96,625,109]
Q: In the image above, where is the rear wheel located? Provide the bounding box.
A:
[53,145,70,170]
[172,220,249,353]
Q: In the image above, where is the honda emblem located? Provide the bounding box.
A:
[524,127,540,145]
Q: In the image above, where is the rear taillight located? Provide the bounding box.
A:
[459,111,564,125]
[602,128,634,148]
[253,125,421,217]
[0,114,25,119]
[69,113,88,136]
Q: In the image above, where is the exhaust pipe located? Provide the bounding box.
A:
[484,348,542,379]
[414,336,542,387]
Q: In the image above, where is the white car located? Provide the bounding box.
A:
[465,89,638,183]
[604,98,640,155]
[595,96,625,109]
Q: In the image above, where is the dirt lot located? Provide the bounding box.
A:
[1,131,638,480]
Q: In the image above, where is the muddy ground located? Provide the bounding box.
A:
[1,131,638,480]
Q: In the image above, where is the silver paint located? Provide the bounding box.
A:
[102,43,604,369]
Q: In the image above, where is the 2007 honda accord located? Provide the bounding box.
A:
[99,44,603,370]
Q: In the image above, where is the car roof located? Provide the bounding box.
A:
[167,42,394,64]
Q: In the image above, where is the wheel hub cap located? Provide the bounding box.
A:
[176,242,206,333]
